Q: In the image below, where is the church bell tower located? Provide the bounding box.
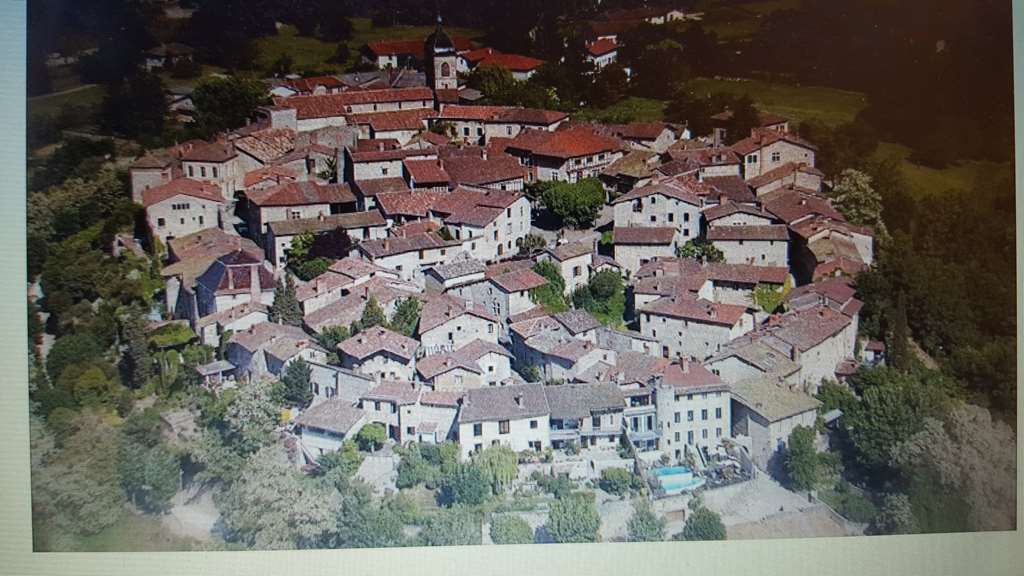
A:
[425,15,458,91]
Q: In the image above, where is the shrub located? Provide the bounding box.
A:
[679,506,726,540]
[534,472,574,499]
[490,514,534,544]
[598,467,640,496]
[355,422,387,452]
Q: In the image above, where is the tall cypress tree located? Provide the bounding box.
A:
[890,291,912,370]
[270,276,303,326]
[121,310,153,388]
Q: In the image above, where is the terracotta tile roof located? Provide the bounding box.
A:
[420,389,464,407]
[659,360,727,392]
[767,305,853,352]
[731,377,820,422]
[247,181,356,207]
[355,138,401,152]
[708,340,799,377]
[601,149,657,179]
[443,204,504,227]
[506,125,623,159]
[275,87,435,120]
[163,228,262,281]
[611,177,708,206]
[233,128,296,163]
[366,37,474,59]
[195,301,269,329]
[418,131,451,146]
[131,153,176,169]
[812,257,867,282]
[181,141,236,163]
[866,340,885,352]
[704,201,773,223]
[361,380,421,405]
[432,186,522,214]
[349,146,437,163]
[266,211,386,237]
[597,122,667,141]
[575,350,669,386]
[346,108,437,132]
[404,158,450,185]
[416,351,480,380]
[509,314,562,340]
[746,161,823,189]
[786,276,857,309]
[442,155,526,186]
[546,240,592,261]
[613,226,677,245]
[353,177,410,198]
[496,108,567,125]
[437,104,511,121]
[459,384,549,423]
[731,128,817,156]
[488,267,549,293]
[545,383,624,419]
[358,231,461,258]
[326,256,389,281]
[586,38,618,57]
[641,295,748,327]
[419,293,498,334]
[508,305,550,324]
[707,224,790,242]
[243,166,297,188]
[285,75,344,93]
[434,88,460,104]
[703,175,755,204]
[229,321,317,354]
[637,257,786,288]
[376,190,442,218]
[391,219,441,237]
[303,277,422,332]
[295,399,364,435]
[463,47,501,64]
[761,187,844,224]
[196,250,275,296]
[142,177,224,207]
[553,309,602,335]
[339,325,418,361]
[477,52,545,72]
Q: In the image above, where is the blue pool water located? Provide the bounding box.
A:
[651,466,692,477]
[652,466,705,494]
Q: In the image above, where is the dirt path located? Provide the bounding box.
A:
[28,83,99,101]
[161,486,220,543]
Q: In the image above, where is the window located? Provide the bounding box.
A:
[212,167,218,178]
[649,215,657,223]
[473,423,483,436]
[381,167,389,176]
[499,420,510,434]
[683,213,690,222]
[592,415,600,429]
[687,410,693,422]
[716,427,722,438]
[290,210,301,220]
[674,432,680,442]
[441,62,451,77]
[374,401,381,411]
[198,215,204,225]
[157,218,165,228]
[474,443,482,452]
[187,166,194,177]
[418,250,425,260]
[770,151,781,162]
[701,409,708,420]
[463,127,470,136]
[573,265,582,277]
[200,166,206,177]
[406,426,415,435]
[487,323,494,334]
[668,213,674,222]
[687,431,694,444]
[683,228,690,237]
[702,429,708,439]
[715,407,722,419]
[507,126,513,135]
[530,419,538,429]
[477,128,483,136]
[746,154,758,164]
[674,412,680,424]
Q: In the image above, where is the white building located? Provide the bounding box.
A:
[730,376,822,471]
[707,225,790,267]
[265,211,388,270]
[612,227,678,275]
[356,231,465,286]
[415,339,514,391]
[226,322,328,380]
[732,129,818,181]
[653,360,732,462]
[639,295,754,360]
[611,178,706,241]
[143,178,225,245]
[545,383,625,451]
[338,326,419,382]
[418,294,500,353]
[456,384,551,459]
[504,125,625,183]
[295,399,367,463]
[538,241,594,296]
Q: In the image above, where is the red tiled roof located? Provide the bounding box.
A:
[339,325,418,361]
[613,226,677,245]
[442,155,526,186]
[233,128,296,163]
[404,158,450,185]
[641,295,748,327]
[746,162,823,189]
[419,294,498,333]
[660,360,726,391]
[489,268,548,293]
[349,147,436,163]
[507,125,623,159]
[353,177,410,198]
[762,187,845,225]
[463,47,501,64]
[274,87,435,119]
[346,108,437,132]
[586,38,618,57]
[704,201,773,223]
[246,181,356,207]
[478,53,545,72]
[358,231,461,259]
[390,219,440,237]
[142,178,223,207]
[376,190,442,218]
[285,75,344,93]
[181,141,236,163]
[243,166,297,188]
[355,139,401,152]
[707,224,790,242]
[444,205,504,227]
[703,175,755,204]
[731,128,817,155]
[611,176,709,206]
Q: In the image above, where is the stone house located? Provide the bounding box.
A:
[538,241,595,296]
[746,162,824,196]
[431,187,532,262]
[545,383,625,451]
[358,380,423,443]
[611,178,706,242]
[295,400,367,463]
[597,122,680,153]
[434,105,567,145]
[470,261,549,324]
[654,360,732,461]
[295,257,399,316]
[456,384,551,459]
[344,147,438,195]
[143,178,225,245]
[181,141,242,200]
[416,339,514,390]
[302,276,423,335]
[338,326,419,382]
[612,226,678,275]
[195,301,269,348]
[657,146,742,181]
[731,129,817,181]
[585,38,619,70]
[440,154,528,192]
[705,340,802,387]
[710,110,789,147]
[418,294,500,353]
[424,257,487,294]
[356,231,465,285]
[755,305,860,393]
[639,295,754,360]
[632,257,789,310]
[265,211,388,270]
[226,322,328,380]
[346,109,436,145]
[130,153,180,204]
[707,224,790,267]
[730,376,821,471]
[504,126,625,183]
[703,201,776,228]
[194,250,275,319]
[161,228,263,321]
[274,87,435,132]
[244,181,358,243]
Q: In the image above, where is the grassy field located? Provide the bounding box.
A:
[695,0,802,40]
[255,19,483,74]
[575,97,668,123]
[35,510,202,552]
[688,77,867,127]
[27,84,104,119]
[873,142,1013,198]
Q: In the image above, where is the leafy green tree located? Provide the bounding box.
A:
[829,168,885,230]
[315,325,349,363]
[355,423,387,452]
[359,296,386,330]
[529,260,568,313]
[439,463,491,507]
[547,492,601,543]
[872,493,918,535]
[815,380,858,415]
[315,440,363,478]
[46,333,103,382]
[396,444,441,489]
[664,87,717,137]
[540,178,605,229]
[784,425,820,491]
[518,233,547,255]
[279,357,313,408]
[420,509,482,546]
[627,500,666,542]
[473,445,518,495]
[598,467,640,496]
[388,297,421,337]
[119,440,180,513]
[889,291,913,371]
[223,379,282,455]
[191,76,270,138]
[490,514,534,544]
[592,63,629,108]
[676,239,724,262]
[680,506,726,541]
[723,95,760,144]
[269,275,303,326]
[753,283,786,314]
[120,309,153,389]
[99,72,167,142]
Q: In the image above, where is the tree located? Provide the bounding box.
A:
[490,514,534,544]
[723,95,760,145]
[518,233,547,255]
[784,425,819,491]
[191,76,270,138]
[592,63,629,108]
[627,500,666,542]
[279,357,313,407]
[420,509,482,546]
[315,440,363,478]
[46,333,103,382]
[119,440,180,513]
[120,309,153,389]
[680,506,726,541]
[438,463,491,507]
[315,325,349,363]
[547,492,601,543]
[269,275,302,326]
[873,493,918,535]
[598,467,639,496]
[388,297,421,337]
[752,283,786,314]
[540,178,605,229]
[359,296,386,330]
[889,291,913,371]
[100,72,167,142]
[665,87,716,137]
[355,423,387,452]
[891,403,1016,532]
[473,445,518,495]
[529,260,569,313]
[828,169,885,229]
[676,239,724,262]
[223,379,282,455]
[815,380,858,415]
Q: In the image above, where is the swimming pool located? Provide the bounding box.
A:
[652,466,705,495]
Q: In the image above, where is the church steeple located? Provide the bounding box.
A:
[425,13,458,91]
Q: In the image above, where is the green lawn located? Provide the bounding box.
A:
[873,141,1012,198]
[575,97,668,123]
[688,77,868,127]
[695,0,803,40]
[27,84,104,119]
[255,19,483,74]
[36,510,202,552]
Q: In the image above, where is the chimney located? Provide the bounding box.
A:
[383,239,390,251]
[681,358,690,373]
[719,194,728,205]
[513,394,523,407]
